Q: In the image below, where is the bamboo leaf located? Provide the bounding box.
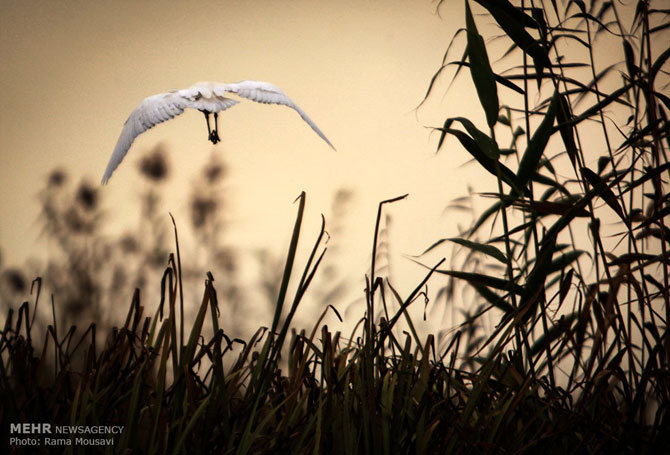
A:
[560,84,631,130]
[519,233,557,319]
[465,0,499,127]
[559,269,574,305]
[514,199,590,217]
[650,47,670,84]
[444,61,525,94]
[474,0,551,67]
[434,268,524,295]
[581,167,627,223]
[418,28,469,107]
[556,93,579,169]
[446,237,507,263]
[516,92,559,190]
[530,313,578,356]
[448,117,500,159]
[469,200,502,236]
[623,39,638,79]
[549,250,586,274]
[475,0,539,28]
[472,284,515,314]
[570,12,615,35]
[438,127,521,193]
[608,253,659,266]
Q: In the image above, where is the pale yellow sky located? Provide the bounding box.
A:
[2,0,659,338]
[1,0,489,295]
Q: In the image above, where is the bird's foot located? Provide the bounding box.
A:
[208,130,221,144]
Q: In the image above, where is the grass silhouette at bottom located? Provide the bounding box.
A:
[1,193,667,454]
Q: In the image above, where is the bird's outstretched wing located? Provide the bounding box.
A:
[102,81,333,184]
[103,88,240,183]
[102,92,187,184]
[220,80,335,149]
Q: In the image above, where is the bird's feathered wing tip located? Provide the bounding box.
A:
[101,92,187,184]
[290,103,336,150]
[223,81,335,150]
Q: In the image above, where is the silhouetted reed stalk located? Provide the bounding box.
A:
[421,0,668,439]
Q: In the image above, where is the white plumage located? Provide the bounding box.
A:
[101,80,334,184]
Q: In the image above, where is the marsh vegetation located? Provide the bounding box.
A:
[2,1,669,453]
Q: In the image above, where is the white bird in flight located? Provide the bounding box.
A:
[101,80,334,184]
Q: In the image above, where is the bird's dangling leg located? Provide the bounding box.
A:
[211,112,221,144]
[200,109,216,144]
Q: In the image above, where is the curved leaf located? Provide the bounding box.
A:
[651,47,670,84]
[516,92,558,191]
[474,0,551,68]
[556,93,579,169]
[530,313,578,356]
[448,117,500,159]
[473,284,515,314]
[438,126,520,193]
[445,61,525,94]
[581,167,627,223]
[549,250,586,274]
[446,237,507,263]
[435,269,524,295]
[465,0,499,128]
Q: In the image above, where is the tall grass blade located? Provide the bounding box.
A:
[271,192,306,334]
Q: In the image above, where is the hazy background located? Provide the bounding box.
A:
[1,0,489,300]
[1,0,658,345]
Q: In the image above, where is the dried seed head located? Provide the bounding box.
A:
[203,159,227,185]
[3,268,27,294]
[76,181,98,211]
[64,206,92,234]
[190,194,218,229]
[119,233,139,254]
[138,144,169,182]
[47,169,67,188]
[215,247,236,273]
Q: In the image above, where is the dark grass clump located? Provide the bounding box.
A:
[2,191,668,454]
